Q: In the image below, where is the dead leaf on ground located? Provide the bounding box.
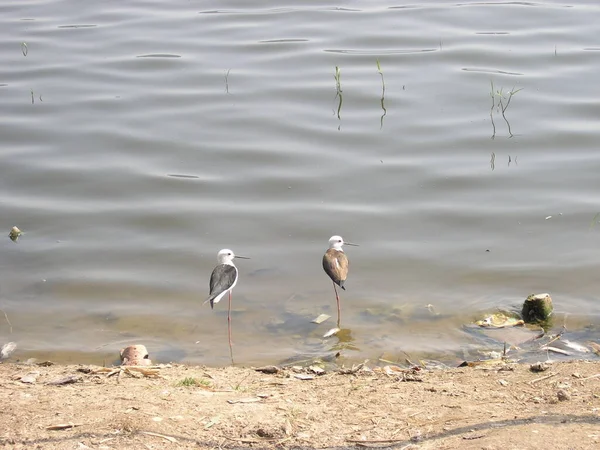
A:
[530,362,550,373]
[308,365,325,375]
[227,397,262,404]
[46,375,82,386]
[284,419,293,436]
[46,423,83,431]
[20,372,39,384]
[36,361,54,367]
[255,365,280,374]
[140,431,178,443]
[338,360,368,375]
[463,433,486,440]
[293,373,315,380]
[529,372,557,384]
[383,365,405,376]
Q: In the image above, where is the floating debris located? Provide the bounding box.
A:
[426,304,439,316]
[167,174,200,179]
[58,24,97,28]
[588,341,600,355]
[323,327,340,338]
[541,346,571,356]
[561,340,590,353]
[311,314,330,324]
[136,54,181,58]
[9,226,22,242]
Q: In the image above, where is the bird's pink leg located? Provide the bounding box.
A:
[228,291,233,348]
[333,282,341,327]
[228,290,234,365]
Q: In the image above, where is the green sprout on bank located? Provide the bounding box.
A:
[376,59,387,129]
[489,81,523,138]
[176,377,211,387]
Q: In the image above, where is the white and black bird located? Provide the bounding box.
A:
[204,249,249,353]
[322,235,358,327]
[204,249,249,309]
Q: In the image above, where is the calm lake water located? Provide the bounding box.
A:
[2,0,600,367]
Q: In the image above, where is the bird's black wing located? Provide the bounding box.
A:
[206,264,238,309]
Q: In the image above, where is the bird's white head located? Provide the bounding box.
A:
[327,235,358,250]
[217,248,236,264]
[328,235,345,250]
[216,248,250,264]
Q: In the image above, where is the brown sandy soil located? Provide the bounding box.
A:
[1,360,600,449]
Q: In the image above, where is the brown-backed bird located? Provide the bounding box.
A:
[322,235,358,327]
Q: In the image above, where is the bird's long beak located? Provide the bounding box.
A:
[345,242,359,246]
[235,255,251,259]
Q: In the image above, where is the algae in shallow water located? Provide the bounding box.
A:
[522,293,553,325]
[475,311,524,328]
[8,226,22,242]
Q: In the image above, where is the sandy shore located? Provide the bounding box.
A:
[1,360,600,449]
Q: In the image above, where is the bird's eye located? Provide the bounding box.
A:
[228,253,232,256]
[338,240,342,243]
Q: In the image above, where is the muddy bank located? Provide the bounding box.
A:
[1,360,600,449]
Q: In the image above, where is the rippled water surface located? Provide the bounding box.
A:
[2,0,600,366]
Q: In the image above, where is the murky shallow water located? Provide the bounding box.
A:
[1,1,600,366]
